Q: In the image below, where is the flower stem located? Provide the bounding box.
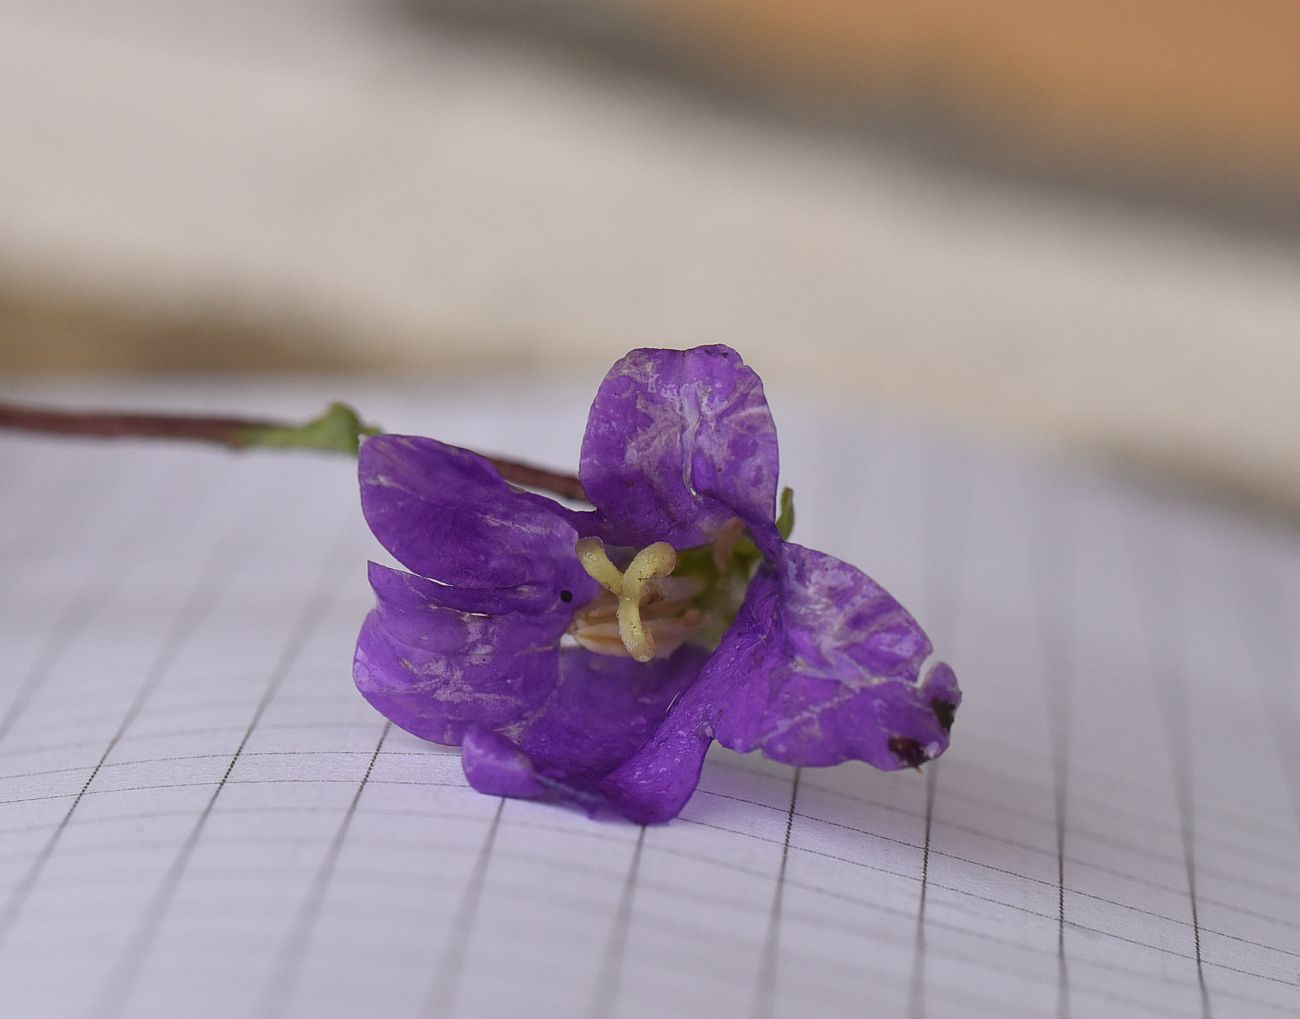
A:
[0,400,588,502]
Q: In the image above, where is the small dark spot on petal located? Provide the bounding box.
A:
[889,736,928,769]
[931,698,956,733]
[559,589,574,603]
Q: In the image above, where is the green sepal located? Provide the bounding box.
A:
[776,486,796,540]
[236,402,379,457]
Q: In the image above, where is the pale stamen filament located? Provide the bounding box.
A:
[711,517,746,571]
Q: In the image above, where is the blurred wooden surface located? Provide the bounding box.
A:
[643,0,1300,183]
[1,0,1298,513]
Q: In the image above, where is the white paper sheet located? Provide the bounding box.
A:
[1,381,1297,1018]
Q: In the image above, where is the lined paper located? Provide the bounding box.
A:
[0,382,1297,1019]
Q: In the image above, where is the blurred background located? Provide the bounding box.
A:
[2,0,1298,509]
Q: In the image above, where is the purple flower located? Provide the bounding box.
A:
[354,346,960,823]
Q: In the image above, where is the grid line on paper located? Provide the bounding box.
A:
[905,433,973,1019]
[793,772,1300,928]
[750,768,800,1019]
[790,738,1300,873]
[1,762,1296,944]
[317,836,1075,1019]
[2,786,1290,1018]
[1028,479,1075,1018]
[786,811,1300,960]
[893,754,1290,872]
[942,731,1296,851]
[44,812,1296,1019]
[0,580,101,747]
[425,798,506,1019]
[584,825,646,1019]
[95,514,359,1019]
[3,794,1294,972]
[1128,520,1213,1017]
[0,455,193,747]
[1239,560,1300,846]
[255,721,392,1019]
[672,799,1300,985]
[0,446,276,944]
[757,702,1278,843]
[0,520,232,951]
[905,761,939,1019]
[1,767,1294,969]
[0,776,466,807]
[672,788,1300,951]
[0,453,111,745]
[0,795,1173,966]
[0,748,410,783]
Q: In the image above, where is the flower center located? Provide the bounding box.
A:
[570,538,704,662]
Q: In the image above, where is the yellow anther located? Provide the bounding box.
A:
[575,537,624,596]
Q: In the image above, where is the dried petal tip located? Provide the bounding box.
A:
[888,736,930,770]
[931,698,957,733]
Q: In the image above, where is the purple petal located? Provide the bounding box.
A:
[359,434,590,599]
[579,346,780,548]
[711,543,957,768]
[354,612,553,746]
[604,543,960,805]
[461,728,550,801]
[354,566,572,745]
[355,563,710,818]
[364,561,583,647]
[597,719,714,824]
[364,561,562,625]
[460,647,710,817]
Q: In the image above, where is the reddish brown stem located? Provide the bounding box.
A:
[0,403,277,447]
[487,455,587,502]
[0,401,588,503]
